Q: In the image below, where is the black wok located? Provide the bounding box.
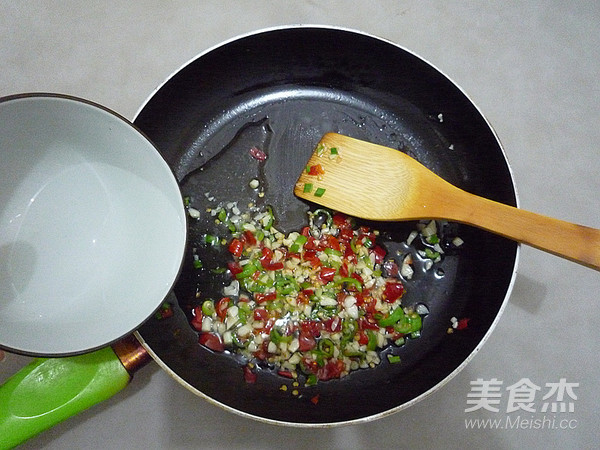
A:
[133,26,518,425]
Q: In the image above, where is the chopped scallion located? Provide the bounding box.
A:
[305,374,318,386]
[426,234,440,244]
[387,354,401,364]
[424,248,440,260]
[204,234,220,246]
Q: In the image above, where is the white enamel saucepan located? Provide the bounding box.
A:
[0,94,186,447]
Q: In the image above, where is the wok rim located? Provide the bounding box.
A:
[133,24,521,427]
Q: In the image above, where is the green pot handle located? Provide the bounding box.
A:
[0,345,132,449]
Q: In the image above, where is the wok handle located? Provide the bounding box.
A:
[0,343,138,449]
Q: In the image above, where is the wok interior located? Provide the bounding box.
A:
[135,28,518,424]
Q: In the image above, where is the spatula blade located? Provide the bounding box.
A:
[294,133,425,221]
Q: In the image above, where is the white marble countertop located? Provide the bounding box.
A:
[1,1,599,449]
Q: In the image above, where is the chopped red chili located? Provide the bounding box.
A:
[457,318,470,330]
[249,146,267,161]
[307,164,325,176]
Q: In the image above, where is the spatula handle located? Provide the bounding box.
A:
[458,192,600,270]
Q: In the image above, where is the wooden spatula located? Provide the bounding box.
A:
[294,133,600,271]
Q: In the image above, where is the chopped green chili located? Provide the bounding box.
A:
[366,330,378,351]
[290,234,308,253]
[264,206,274,230]
[335,277,363,292]
[350,237,358,253]
[378,307,405,327]
[201,300,215,316]
[324,247,342,257]
[275,275,299,295]
[255,229,265,241]
[313,209,333,227]
[393,312,422,334]
[236,261,259,279]
[314,187,326,197]
[343,347,364,358]
[270,328,293,344]
[342,318,358,338]
[232,334,247,348]
[318,338,335,357]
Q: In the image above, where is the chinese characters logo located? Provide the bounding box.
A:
[464,378,579,430]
